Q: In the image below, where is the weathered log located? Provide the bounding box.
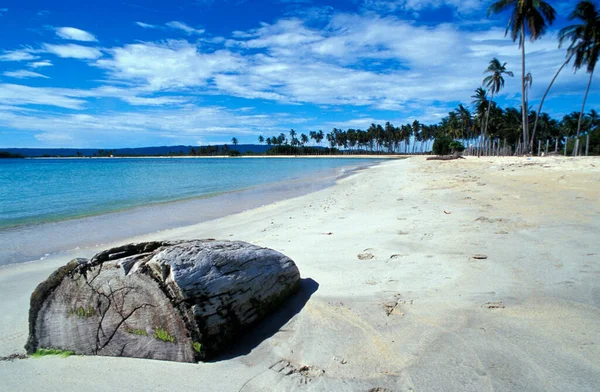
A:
[25,240,301,362]
[426,153,465,161]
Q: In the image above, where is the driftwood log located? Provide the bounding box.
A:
[426,152,465,161]
[25,240,301,362]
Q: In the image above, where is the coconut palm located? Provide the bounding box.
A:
[489,0,556,153]
[456,104,474,141]
[471,87,488,137]
[558,0,600,155]
[231,137,238,146]
[482,59,514,141]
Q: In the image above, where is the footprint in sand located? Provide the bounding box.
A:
[357,248,375,260]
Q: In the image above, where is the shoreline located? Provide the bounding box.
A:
[26,154,409,160]
[0,158,381,266]
[1,156,599,391]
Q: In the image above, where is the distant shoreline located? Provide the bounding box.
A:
[26,154,411,159]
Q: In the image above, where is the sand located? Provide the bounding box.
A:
[1,156,599,391]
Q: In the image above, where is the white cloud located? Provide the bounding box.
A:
[165,21,205,35]
[362,0,486,15]
[0,103,295,146]
[35,132,73,142]
[28,60,53,68]
[136,21,205,35]
[43,44,102,59]
[3,70,49,79]
[0,84,87,109]
[55,27,98,42]
[96,40,243,90]
[135,21,159,29]
[0,49,38,62]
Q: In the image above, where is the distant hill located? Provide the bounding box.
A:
[1,144,273,157]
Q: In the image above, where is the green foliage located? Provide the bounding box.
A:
[265,145,338,155]
[567,128,600,155]
[68,306,96,319]
[0,151,25,158]
[192,342,203,354]
[449,140,465,152]
[153,327,176,343]
[228,150,241,157]
[126,328,148,336]
[432,135,453,155]
[31,348,74,358]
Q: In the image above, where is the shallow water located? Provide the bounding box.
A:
[0,157,379,265]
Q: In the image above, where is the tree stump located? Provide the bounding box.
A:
[25,240,301,362]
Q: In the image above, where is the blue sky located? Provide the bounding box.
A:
[0,0,598,148]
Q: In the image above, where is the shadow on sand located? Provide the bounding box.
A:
[209,277,319,362]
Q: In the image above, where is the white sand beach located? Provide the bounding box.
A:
[1,156,599,391]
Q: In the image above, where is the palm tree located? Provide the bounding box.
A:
[231,137,238,146]
[300,133,309,149]
[532,50,574,150]
[456,104,473,141]
[558,0,600,155]
[471,87,488,138]
[258,135,264,145]
[482,58,514,141]
[489,0,556,153]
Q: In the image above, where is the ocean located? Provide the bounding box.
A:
[0,157,379,265]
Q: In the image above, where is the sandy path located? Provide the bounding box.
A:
[1,156,599,391]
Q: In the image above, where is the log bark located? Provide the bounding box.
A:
[26,240,301,362]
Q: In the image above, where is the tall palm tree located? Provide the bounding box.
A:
[489,0,556,153]
[482,58,513,140]
[558,0,600,155]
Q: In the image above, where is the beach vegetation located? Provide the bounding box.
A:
[432,135,453,155]
[449,141,465,153]
[0,151,25,158]
[31,348,74,358]
[153,327,176,343]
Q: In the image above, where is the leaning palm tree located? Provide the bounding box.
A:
[489,0,556,153]
[482,58,514,140]
[558,0,600,155]
[531,51,574,150]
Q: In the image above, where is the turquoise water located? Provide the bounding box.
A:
[0,157,380,265]
[0,157,375,229]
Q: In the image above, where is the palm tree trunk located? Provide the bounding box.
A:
[521,27,528,153]
[575,69,594,153]
[531,55,572,152]
[483,91,494,138]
